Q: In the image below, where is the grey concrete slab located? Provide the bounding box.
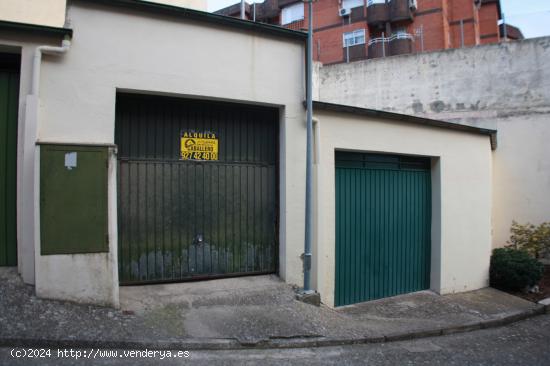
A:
[2,314,550,365]
[0,268,544,349]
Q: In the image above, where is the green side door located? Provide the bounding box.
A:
[335,152,432,306]
[0,55,19,267]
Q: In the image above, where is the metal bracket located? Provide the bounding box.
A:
[301,252,312,271]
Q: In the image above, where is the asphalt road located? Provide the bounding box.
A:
[2,314,550,366]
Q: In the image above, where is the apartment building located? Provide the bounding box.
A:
[216,0,522,64]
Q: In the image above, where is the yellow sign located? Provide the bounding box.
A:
[180,131,218,161]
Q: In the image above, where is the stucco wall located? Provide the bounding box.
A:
[316,37,550,247]
[149,0,207,11]
[0,0,67,28]
[0,33,68,286]
[314,109,493,307]
[31,1,306,306]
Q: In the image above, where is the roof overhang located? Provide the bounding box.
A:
[0,20,72,38]
[77,0,307,41]
[311,101,498,150]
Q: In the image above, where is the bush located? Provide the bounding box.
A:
[490,248,543,291]
[508,221,550,259]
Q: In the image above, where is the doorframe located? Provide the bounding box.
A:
[113,91,281,285]
[0,51,21,267]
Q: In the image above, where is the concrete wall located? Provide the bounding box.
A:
[0,0,67,28]
[149,0,207,11]
[314,109,493,307]
[24,0,306,306]
[316,37,550,247]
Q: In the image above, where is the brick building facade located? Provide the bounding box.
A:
[216,0,522,65]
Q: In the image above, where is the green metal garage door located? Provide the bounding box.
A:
[115,94,278,284]
[0,54,19,267]
[335,152,431,306]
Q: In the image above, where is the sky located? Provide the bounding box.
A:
[207,0,550,38]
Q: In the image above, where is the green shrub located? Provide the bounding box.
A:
[490,248,543,291]
[508,221,550,259]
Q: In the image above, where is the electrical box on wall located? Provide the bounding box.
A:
[39,143,109,255]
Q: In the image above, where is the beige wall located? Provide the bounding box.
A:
[0,0,207,29]
[149,0,207,11]
[0,0,67,27]
[0,33,67,286]
[28,1,306,306]
[314,110,493,307]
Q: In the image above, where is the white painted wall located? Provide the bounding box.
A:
[149,0,207,11]
[30,1,306,306]
[0,0,67,28]
[0,33,68,285]
[314,110,493,307]
[316,38,550,248]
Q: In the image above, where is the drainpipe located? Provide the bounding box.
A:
[24,38,70,285]
[303,0,314,294]
[32,39,71,96]
[240,0,245,19]
[313,117,320,165]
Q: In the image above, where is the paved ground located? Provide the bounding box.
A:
[2,314,550,365]
[0,267,546,348]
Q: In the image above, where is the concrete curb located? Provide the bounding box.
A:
[538,298,550,314]
[0,305,545,351]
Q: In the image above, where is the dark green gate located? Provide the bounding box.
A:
[115,94,278,284]
[0,54,19,266]
[335,152,431,306]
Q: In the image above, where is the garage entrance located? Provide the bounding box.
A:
[0,53,19,267]
[335,152,431,306]
[115,94,278,284]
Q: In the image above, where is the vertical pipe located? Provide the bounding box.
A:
[461,19,465,47]
[253,1,256,22]
[317,39,321,60]
[420,24,424,52]
[241,0,245,19]
[502,13,507,41]
[304,0,314,293]
[382,32,386,57]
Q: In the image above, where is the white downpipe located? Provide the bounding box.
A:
[313,117,320,164]
[312,117,320,290]
[32,39,71,96]
[25,38,70,285]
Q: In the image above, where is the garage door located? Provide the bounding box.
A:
[335,152,431,306]
[0,54,19,267]
[115,94,278,284]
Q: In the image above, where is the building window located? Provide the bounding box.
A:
[342,0,364,9]
[343,29,366,47]
[281,2,304,25]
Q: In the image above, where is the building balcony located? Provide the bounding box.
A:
[367,37,389,58]
[390,0,413,22]
[283,19,305,31]
[366,0,389,26]
[343,44,367,62]
[388,32,413,55]
[367,33,413,59]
